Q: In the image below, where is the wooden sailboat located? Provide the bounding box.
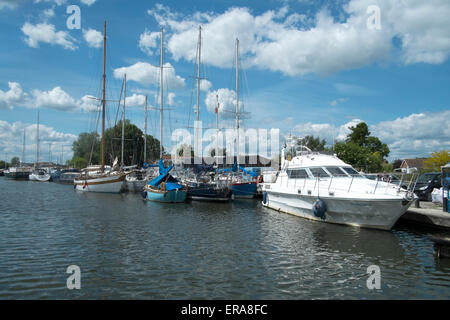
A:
[74,21,126,193]
[142,29,186,203]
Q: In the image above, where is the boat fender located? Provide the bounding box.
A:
[258,176,263,184]
[312,199,327,220]
[160,182,166,192]
[262,191,268,205]
[141,190,147,199]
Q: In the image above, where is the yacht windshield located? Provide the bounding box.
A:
[309,167,330,178]
[325,167,346,177]
[341,167,359,176]
[287,169,309,179]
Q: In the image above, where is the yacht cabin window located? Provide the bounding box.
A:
[309,167,330,178]
[287,169,309,179]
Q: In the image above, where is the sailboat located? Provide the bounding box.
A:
[5,128,32,179]
[229,38,257,199]
[184,26,232,202]
[29,110,51,182]
[142,29,187,202]
[73,21,127,193]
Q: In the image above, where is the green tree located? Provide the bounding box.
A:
[334,142,383,173]
[72,132,100,165]
[347,122,370,146]
[10,157,20,166]
[0,160,8,168]
[177,143,194,157]
[423,150,450,172]
[209,148,226,157]
[298,135,327,151]
[70,120,162,167]
[67,157,88,169]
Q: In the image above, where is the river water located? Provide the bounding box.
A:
[0,178,449,299]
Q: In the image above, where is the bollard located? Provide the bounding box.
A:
[415,199,420,208]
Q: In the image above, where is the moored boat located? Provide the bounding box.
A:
[29,168,51,182]
[261,143,417,230]
[4,167,32,180]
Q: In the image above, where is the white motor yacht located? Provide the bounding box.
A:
[261,145,417,230]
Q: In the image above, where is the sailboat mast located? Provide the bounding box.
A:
[22,128,25,167]
[159,28,164,160]
[101,20,106,173]
[121,73,126,168]
[144,95,148,163]
[215,94,219,165]
[235,38,240,167]
[35,110,39,167]
[195,26,201,157]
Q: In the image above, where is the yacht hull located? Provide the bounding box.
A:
[74,174,126,193]
[262,190,413,230]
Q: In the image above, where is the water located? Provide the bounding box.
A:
[0,178,449,299]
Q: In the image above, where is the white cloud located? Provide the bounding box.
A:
[125,93,146,107]
[21,22,77,50]
[113,62,185,90]
[0,120,77,163]
[205,88,242,119]
[33,0,67,6]
[0,0,21,10]
[32,87,98,112]
[371,111,450,158]
[80,0,96,6]
[82,28,102,48]
[330,98,348,107]
[0,82,29,110]
[167,92,176,106]
[200,79,212,92]
[144,1,450,76]
[138,30,161,55]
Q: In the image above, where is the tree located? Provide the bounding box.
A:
[347,122,370,146]
[10,157,20,166]
[70,120,162,167]
[177,143,194,157]
[365,136,390,159]
[209,148,226,157]
[67,157,88,169]
[392,159,403,170]
[298,135,327,151]
[423,150,450,172]
[72,132,100,165]
[0,160,8,168]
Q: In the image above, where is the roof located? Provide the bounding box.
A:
[401,158,426,169]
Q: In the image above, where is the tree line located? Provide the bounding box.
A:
[68,120,163,169]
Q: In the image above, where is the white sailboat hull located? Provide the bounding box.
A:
[29,173,51,182]
[74,173,126,193]
[262,190,413,230]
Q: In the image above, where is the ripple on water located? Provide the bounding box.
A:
[0,178,449,299]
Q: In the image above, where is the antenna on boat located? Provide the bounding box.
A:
[235,38,240,168]
[144,95,148,164]
[121,73,126,168]
[21,128,25,167]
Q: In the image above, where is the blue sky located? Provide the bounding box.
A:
[0,0,449,164]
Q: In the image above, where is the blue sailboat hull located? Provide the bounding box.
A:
[145,189,187,203]
[232,182,257,199]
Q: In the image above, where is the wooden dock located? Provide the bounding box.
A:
[400,201,450,229]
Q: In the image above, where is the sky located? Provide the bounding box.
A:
[0,0,449,164]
